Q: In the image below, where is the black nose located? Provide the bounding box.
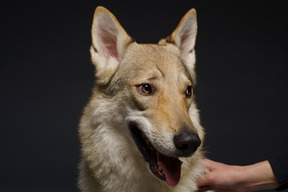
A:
[173,131,201,157]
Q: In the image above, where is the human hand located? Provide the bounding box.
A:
[197,159,244,192]
[197,159,278,192]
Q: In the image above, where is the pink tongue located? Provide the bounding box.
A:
[157,152,182,186]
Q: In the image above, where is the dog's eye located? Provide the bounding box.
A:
[136,84,155,96]
[185,86,193,97]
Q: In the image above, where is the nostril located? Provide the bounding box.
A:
[173,131,201,157]
[176,143,189,150]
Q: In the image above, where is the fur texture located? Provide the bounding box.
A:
[78,6,205,192]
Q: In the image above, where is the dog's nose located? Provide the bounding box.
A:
[173,131,201,157]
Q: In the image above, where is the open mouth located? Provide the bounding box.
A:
[129,122,183,186]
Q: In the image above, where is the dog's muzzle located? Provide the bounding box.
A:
[129,121,201,187]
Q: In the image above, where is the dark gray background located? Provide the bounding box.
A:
[1,1,287,191]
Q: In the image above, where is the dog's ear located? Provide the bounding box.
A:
[90,6,133,85]
[160,9,197,79]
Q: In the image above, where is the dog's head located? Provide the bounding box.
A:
[90,7,203,186]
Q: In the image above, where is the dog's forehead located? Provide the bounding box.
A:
[122,43,185,74]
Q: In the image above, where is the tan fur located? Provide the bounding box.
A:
[78,6,205,192]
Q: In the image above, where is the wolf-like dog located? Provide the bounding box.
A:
[78,6,206,192]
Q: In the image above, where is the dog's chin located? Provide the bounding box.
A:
[129,122,183,187]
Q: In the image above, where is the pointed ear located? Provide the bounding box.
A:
[90,6,133,85]
[160,9,197,77]
[167,9,197,59]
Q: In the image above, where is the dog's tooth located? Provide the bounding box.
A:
[159,165,163,171]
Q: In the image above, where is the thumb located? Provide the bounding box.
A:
[197,174,211,188]
[197,159,215,187]
[198,185,213,192]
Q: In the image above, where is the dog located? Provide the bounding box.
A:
[78,6,206,192]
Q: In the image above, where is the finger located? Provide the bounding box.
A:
[197,178,205,187]
[197,174,211,187]
[203,159,222,171]
[203,159,215,171]
[198,185,213,192]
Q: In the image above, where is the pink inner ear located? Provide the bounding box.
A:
[178,14,196,58]
[97,16,119,59]
[180,32,191,56]
[100,32,119,59]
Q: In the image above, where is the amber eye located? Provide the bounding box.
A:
[185,86,193,97]
[136,84,155,96]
